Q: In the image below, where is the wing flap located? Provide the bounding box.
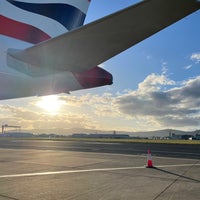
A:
[8,0,200,73]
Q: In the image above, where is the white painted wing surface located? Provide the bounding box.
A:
[8,0,200,74]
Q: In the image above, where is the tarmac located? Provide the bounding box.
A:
[0,139,199,200]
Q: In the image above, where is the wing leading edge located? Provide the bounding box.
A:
[8,0,200,74]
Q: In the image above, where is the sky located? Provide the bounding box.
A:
[0,0,200,134]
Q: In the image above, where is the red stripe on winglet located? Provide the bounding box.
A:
[0,15,51,44]
[74,66,113,89]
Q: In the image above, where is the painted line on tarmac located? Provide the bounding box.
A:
[0,163,199,179]
[0,166,144,178]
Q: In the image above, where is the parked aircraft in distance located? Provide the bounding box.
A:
[0,0,199,100]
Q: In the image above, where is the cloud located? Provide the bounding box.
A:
[161,62,168,74]
[146,55,152,60]
[1,73,200,132]
[60,93,120,120]
[184,65,192,70]
[0,105,97,132]
[57,74,200,129]
[1,105,40,121]
[183,52,200,70]
[115,74,200,128]
[190,52,200,63]
[138,73,175,93]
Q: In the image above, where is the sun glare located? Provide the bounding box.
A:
[36,95,64,115]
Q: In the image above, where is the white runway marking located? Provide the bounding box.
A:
[0,163,199,179]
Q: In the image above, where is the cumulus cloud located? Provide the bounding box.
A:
[138,73,175,93]
[115,74,200,128]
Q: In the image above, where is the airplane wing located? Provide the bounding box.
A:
[7,0,200,75]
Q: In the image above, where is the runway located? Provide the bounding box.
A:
[0,139,199,200]
[0,138,199,159]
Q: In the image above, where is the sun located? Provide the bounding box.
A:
[36,95,64,115]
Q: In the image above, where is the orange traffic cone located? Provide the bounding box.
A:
[146,149,154,168]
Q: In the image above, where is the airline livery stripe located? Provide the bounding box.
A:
[1,0,67,38]
[6,0,86,30]
[0,15,51,44]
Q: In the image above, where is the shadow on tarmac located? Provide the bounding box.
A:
[153,166,200,183]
